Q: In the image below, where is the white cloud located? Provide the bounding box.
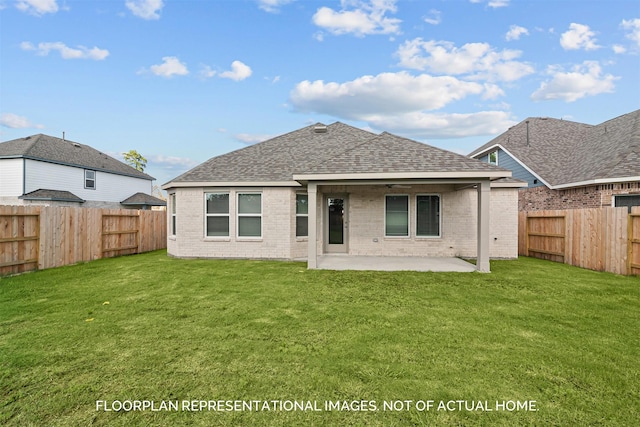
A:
[20,41,109,60]
[621,18,640,48]
[290,71,486,118]
[219,60,252,81]
[257,0,294,13]
[612,44,626,54]
[531,61,618,102]
[361,111,517,139]
[395,38,534,82]
[488,0,509,8]
[424,9,441,25]
[200,65,217,79]
[234,133,274,145]
[482,83,505,100]
[506,25,528,41]
[0,113,44,129]
[560,23,600,51]
[289,69,517,139]
[15,0,58,15]
[469,0,510,8]
[312,0,401,37]
[149,56,189,77]
[126,0,164,20]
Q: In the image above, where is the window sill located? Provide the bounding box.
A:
[203,237,231,242]
[168,236,176,241]
[236,238,263,242]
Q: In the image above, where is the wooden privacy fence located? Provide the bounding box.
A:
[519,206,640,275]
[0,205,166,276]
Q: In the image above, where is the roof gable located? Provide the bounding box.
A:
[0,134,154,180]
[469,110,640,187]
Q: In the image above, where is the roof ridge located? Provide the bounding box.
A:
[300,123,379,170]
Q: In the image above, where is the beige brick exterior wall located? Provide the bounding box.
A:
[318,185,518,259]
[168,184,519,260]
[519,181,640,211]
[168,187,298,260]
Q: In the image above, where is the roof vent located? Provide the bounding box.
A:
[313,124,328,133]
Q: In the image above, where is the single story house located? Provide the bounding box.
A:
[0,133,166,209]
[162,122,525,272]
[469,109,640,211]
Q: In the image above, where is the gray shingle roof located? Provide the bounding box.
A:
[0,134,154,180]
[121,192,167,206]
[167,122,509,185]
[469,110,640,187]
[169,122,376,183]
[19,189,84,203]
[300,132,509,175]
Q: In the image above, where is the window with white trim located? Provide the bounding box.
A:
[296,194,308,237]
[85,170,96,189]
[170,193,176,236]
[416,195,441,237]
[488,151,498,165]
[385,195,409,237]
[205,193,229,237]
[237,193,262,238]
[614,194,640,212]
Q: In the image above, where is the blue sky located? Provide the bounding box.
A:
[1,0,639,188]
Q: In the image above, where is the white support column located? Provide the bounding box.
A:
[477,180,491,273]
[307,183,318,269]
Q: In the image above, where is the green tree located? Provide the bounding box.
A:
[123,150,147,172]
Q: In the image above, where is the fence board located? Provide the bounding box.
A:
[0,206,166,276]
[630,206,640,275]
[519,206,639,276]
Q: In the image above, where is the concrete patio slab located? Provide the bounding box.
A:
[316,255,477,272]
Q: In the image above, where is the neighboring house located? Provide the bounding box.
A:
[469,109,640,211]
[162,122,525,272]
[0,134,166,209]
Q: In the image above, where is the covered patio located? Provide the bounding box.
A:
[316,255,477,272]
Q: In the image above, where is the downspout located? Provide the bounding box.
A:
[23,158,26,195]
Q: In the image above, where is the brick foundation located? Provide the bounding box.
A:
[519,181,640,211]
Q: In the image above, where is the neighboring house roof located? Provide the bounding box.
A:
[165,122,510,187]
[0,134,154,181]
[469,110,640,188]
[19,189,85,203]
[121,192,167,207]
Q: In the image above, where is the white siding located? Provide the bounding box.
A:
[24,159,152,203]
[0,158,24,197]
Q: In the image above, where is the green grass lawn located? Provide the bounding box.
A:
[1,251,638,426]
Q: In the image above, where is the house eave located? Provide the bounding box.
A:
[293,171,511,182]
[162,180,302,190]
[491,181,528,188]
[550,176,640,190]
[18,196,85,203]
